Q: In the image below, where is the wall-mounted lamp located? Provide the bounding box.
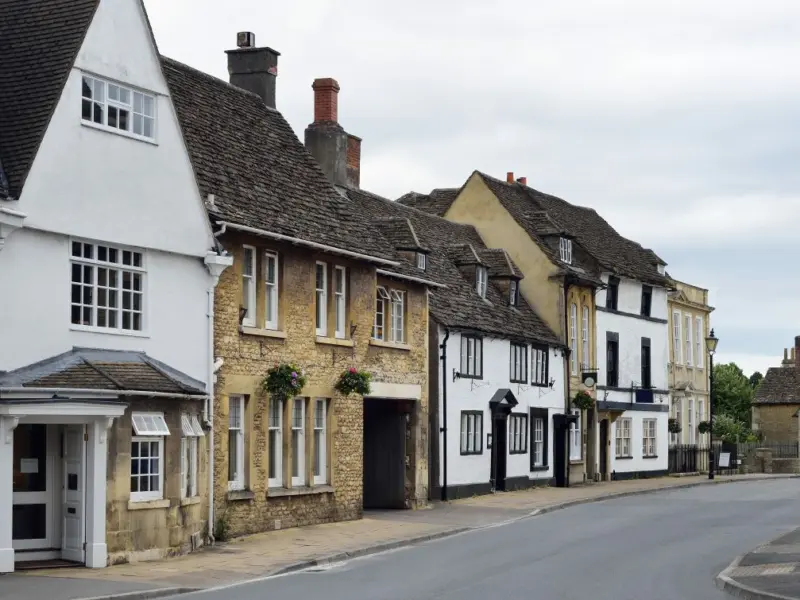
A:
[453,368,462,382]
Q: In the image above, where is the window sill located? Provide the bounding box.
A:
[569,459,584,465]
[268,485,334,498]
[180,496,202,507]
[81,119,159,146]
[531,465,549,472]
[369,339,411,351]
[509,451,528,455]
[71,324,149,339]
[460,451,484,456]
[642,455,659,460]
[316,336,354,348]
[227,489,255,502]
[240,326,287,339]
[128,498,170,511]
[615,456,634,460]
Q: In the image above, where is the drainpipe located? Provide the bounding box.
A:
[563,277,573,488]
[206,285,216,544]
[440,327,450,501]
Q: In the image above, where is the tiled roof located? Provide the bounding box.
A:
[374,217,426,252]
[480,248,522,279]
[345,189,560,346]
[754,367,800,405]
[161,57,397,264]
[396,188,459,217]
[0,347,206,395]
[0,0,101,199]
[446,244,482,267]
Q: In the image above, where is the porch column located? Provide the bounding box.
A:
[85,418,112,569]
[0,416,19,572]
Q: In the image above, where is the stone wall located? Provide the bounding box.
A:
[752,404,799,443]
[213,234,429,539]
[106,398,208,565]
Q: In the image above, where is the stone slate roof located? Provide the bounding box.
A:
[345,189,561,346]
[754,367,800,405]
[0,348,207,396]
[161,57,398,264]
[374,217,426,252]
[0,0,101,199]
[396,188,459,217]
[480,248,522,279]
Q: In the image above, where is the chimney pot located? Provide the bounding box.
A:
[225,35,281,108]
[312,78,341,123]
[506,172,514,183]
[517,176,527,186]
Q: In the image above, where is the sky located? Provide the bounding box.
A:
[144,0,800,376]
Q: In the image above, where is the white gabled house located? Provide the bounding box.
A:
[0,0,230,572]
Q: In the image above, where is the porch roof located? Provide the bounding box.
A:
[0,348,207,398]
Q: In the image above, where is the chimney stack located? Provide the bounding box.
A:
[517,176,527,186]
[305,77,361,189]
[226,32,280,108]
[795,336,800,367]
[506,172,514,183]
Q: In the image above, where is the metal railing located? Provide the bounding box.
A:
[668,442,739,475]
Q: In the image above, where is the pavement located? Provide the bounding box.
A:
[717,526,800,600]
[3,473,796,600]
[163,477,800,600]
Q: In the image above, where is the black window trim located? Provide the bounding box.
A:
[460,335,484,380]
[460,410,484,456]
[510,342,528,384]
[641,336,652,389]
[530,407,549,471]
[606,276,620,310]
[530,343,550,387]
[606,331,619,388]
[509,412,528,454]
[641,284,653,317]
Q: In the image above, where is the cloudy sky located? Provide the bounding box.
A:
[145,0,800,375]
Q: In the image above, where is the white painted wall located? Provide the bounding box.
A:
[611,412,669,475]
[18,0,211,258]
[437,328,566,488]
[0,228,209,383]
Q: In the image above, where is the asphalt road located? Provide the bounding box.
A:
[174,479,799,600]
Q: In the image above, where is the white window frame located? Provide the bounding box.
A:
[373,286,390,340]
[698,399,705,437]
[510,342,528,383]
[70,240,146,333]
[533,417,544,467]
[334,266,347,339]
[570,409,582,460]
[531,346,548,385]
[81,74,156,141]
[684,314,693,366]
[672,398,682,444]
[615,418,631,458]
[642,418,657,457]
[416,253,427,271]
[241,246,256,328]
[508,414,528,454]
[130,436,165,503]
[315,262,328,336]
[313,399,328,485]
[460,336,483,378]
[292,398,306,486]
[687,398,695,444]
[476,266,488,298]
[264,251,279,330]
[460,412,483,454]
[570,303,578,375]
[672,310,682,364]
[390,289,405,343]
[228,396,246,491]
[559,237,573,264]
[509,280,518,306]
[180,414,203,499]
[695,317,704,369]
[581,305,589,370]
[268,398,283,488]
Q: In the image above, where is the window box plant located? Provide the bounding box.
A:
[572,390,594,411]
[697,420,711,435]
[262,363,307,400]
[335,367,372,396]
[668,418,682,434]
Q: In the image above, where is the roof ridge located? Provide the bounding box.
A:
[80,358,124,390]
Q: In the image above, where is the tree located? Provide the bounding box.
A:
[749,371,764,389]
[713,363,754,426]
[712,414,758,443]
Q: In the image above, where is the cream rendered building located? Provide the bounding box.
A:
[667,280,714,446]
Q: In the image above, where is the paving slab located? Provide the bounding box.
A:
[0,574,166,600]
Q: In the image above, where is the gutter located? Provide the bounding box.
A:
[375,268,447,289]
[440,327,450,501]
[216,221,400,267]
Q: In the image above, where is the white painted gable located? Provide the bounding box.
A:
[19,0,211,257]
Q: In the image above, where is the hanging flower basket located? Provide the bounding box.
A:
[698,420,711,435]
[335,367,372,396]
[572,390,594,411]
[668,418,682,434]
[262,363,307,401]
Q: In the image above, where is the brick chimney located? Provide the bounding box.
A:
[795,336,800,367]
[304,77,361,189]
[506,172,514,183]
[225,32,280,108]
[517,176,527,186]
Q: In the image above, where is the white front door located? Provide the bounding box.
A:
[12,424,54,553]
[62,426,85,563]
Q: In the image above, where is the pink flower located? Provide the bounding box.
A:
[292,371,297,378]
[349,367,357,374]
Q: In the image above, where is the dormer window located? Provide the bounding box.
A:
[81,75,156,141]
[509,280,519,306]
[559,238,572,264]
[416,253,427,271]
[476,266,488,298]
